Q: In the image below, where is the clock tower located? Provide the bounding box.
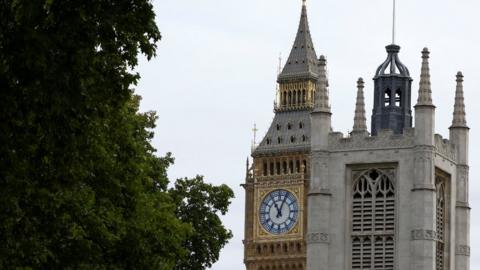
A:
[243,2,322,269]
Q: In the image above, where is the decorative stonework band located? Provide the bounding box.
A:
[411,229,437,241]
[456,245,471,256]
[411,184,436,192]
[307,232,330,244]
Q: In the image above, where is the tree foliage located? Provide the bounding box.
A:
[170,176,234,270]
[0,0,233,269]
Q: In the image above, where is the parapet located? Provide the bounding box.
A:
[328,128,415,151]
[434,134,456,161]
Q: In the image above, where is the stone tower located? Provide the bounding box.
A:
[306,44,470,270]
[243,2,319,269]
[244,3,470,270]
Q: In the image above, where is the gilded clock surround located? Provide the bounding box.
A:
[255,186,304,241]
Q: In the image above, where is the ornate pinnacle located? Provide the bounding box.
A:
[313,55,330,113]
[416,48,433,106]
[352,78,368,133]
[451,71,468,128]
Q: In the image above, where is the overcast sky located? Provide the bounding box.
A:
[136,0,480,269]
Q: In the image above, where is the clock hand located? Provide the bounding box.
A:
[269,194,281,213]
[280,194,288,210]
[276,195,288,218]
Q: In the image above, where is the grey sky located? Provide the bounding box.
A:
[136,0,480,269]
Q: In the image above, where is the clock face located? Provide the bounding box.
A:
[259,189,299,235]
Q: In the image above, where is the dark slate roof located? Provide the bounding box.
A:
[278,4,319,82]
[252,110,311,156]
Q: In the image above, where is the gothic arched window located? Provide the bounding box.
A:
[352,169,395,270]
[436,176,446,270]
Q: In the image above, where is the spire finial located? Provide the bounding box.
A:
[252,123,258,145]
[302,0,307,6]
[416,47,434,106]
[352,78,368,134]
[313,56,330,113]
[451,71,468,128]
[392,0,396,44]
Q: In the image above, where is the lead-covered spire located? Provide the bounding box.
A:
[451,72,468,128]
[416,48,433,106]
[278,1,319,82]
[352,78,367,134]
[313,56,330,113]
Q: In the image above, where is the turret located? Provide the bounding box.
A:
[371,44,413,135]
[450,72,469,165]
[414,48,435,146]
[351,78,368,135]
[450,72,470,270]
[310,55,331,151]
[307,48,331,270]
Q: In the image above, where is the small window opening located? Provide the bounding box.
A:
[266,138,271,145]
[277,137,282,144]
[283,161,287,174]
[287,123,292,130]
[289,161,294,174]
[384,89,391,107]
[290,136,296,143]
[395,90,401,107]
[302,135,307,142]
[296,160,300,173]
[269,162,274,175]
[276,162,281,175]
[276,124,281,130]
[299,122,304,129]
[263,163,267,176]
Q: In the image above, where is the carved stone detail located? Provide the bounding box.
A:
[411,229,437,240]
[456,245,470,256]
[434,134,456,160]
[306,232,330,244]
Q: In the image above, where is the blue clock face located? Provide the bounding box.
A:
[259,189,299,235]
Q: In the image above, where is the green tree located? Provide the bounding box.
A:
[170,176,234,270]
[0,0,233,269]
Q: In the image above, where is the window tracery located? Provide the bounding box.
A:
[436,176,446,270]
[352,169,395,270]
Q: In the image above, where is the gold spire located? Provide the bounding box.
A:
[313,55,330,113]
[352,78,368,134]
[451,72,468,128]
[416,48,434,106]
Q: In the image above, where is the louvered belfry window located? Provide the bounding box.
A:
[352,169,395,270]
[436,177,446,270]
